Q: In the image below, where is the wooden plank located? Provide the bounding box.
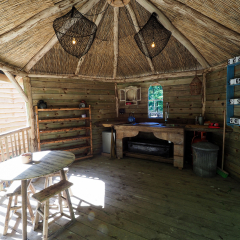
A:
[4,137,10,159]
[39,127,90,134]
[0,138,5,161]
[40,136,90,145]
[39,117,90,123]
[22,130,26,153]
[38,108,90,111]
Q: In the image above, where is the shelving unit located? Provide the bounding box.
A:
[35,106,93,161]
[226,61,240,127]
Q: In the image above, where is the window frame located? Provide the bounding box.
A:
[148,84,163,119]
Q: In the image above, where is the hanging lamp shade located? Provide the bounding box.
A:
[53,6,97,58]
[134,13,171,59]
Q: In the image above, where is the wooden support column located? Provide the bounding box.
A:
[115,83,119,118]
[125,3,155,72]
[24,0,100,72]
[113,7,119,79]
[201,72,207,117]
[21,180,28,240]
[75,1,108,75]
[23,77,37,152]
[136,0,210,68]
[3,71,29,102]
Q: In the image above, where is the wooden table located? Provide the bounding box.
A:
[0,150,75,240]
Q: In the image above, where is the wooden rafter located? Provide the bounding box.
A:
[3,71,29,103]
[28,69,204,82]
[24,0,100,72]
[152,0,240,46]
[0,0,88,45]
[136,0,210,68]
[125,3,155,72]
[113,7,119,79]
[75,1,108,75]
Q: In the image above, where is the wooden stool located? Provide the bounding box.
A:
[3,180,35,236]
[32,180,74,240]
[44,168,73,197]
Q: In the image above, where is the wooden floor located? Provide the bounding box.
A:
[0,155,240,240]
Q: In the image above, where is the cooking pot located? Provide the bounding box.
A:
[128,113,135,123]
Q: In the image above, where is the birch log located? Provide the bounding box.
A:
[126,3,155,72]
[136,0,210,68]
[113,7,119,79]
[23,77,37,152]
[75,1,108,75]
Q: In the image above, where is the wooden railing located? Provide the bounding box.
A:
[0,126,31,162]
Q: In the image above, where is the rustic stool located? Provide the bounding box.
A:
[44,168,73,197]
[32,180,73,240]
[3,180,35,236]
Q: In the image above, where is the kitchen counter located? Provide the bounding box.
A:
[114,123,185,169]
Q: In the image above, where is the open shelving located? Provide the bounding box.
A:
[226,61,240,127]
[35,106,93,161]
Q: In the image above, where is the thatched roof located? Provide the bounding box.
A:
[0,0,239,81]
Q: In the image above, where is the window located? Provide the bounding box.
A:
[148,84,163,118]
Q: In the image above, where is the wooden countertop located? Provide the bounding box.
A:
[184,125,232,132]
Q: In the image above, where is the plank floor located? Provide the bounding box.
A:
[0,155,240,240]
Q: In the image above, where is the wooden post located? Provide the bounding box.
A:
[115,83,119,118]
[35,106,41,151]
[89,105,93,155]
[113,7,119,79]
[23,77,37,152]
[21,180,28,240]
[202,72,207,117]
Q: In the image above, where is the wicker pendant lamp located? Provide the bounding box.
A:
[134,13,171,59]
[53,6,97,58]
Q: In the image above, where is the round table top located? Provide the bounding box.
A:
[0,151,75,181]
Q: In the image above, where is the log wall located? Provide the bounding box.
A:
[205,65,240,180]
[30,77,116,155]
[117,76,202,122]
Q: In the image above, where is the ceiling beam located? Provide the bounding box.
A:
[28,69,203,82]
[0,0,88,45]
[152,0,240,46]
[3,71,29,102]
[0,61,27,77]
[24,0,100,72]
[136,0,210,68]
[113,7,119,79]
[125,3,155,72]
[75,1,108,75]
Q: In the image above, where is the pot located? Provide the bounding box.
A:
[128,113,135,123]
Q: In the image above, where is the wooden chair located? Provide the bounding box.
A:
[32,180,73,240]
[3,180,35,236]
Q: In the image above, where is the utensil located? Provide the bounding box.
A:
[21,152,32,164]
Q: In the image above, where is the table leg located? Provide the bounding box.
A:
[21,180,27,240]
[60,170,75,220]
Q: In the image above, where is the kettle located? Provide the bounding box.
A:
[198,114,204,125]
[128,113,135,123]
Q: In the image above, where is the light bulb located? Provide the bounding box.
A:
[151,42,155,48]
[72,38,76,44]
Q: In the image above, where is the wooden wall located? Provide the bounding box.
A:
[0,77,27,133]
[30,77,116,155]
[205,65,240,180]
[117,76,202,122]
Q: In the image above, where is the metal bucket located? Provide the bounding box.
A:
[192,142,219,177]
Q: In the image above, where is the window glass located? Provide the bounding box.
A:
[148,85,163,118]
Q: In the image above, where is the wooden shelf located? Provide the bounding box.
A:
[39,117,89,123]
[39,126,90,134]
[46,144,91,152]
[35,106,93,159]
[38,108,90,111]
[40,135,90,145]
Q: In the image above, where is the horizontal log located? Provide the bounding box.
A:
[40,135,90,145]
[39,126,90,134]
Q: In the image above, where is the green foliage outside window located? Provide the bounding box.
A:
[148,85,163,118]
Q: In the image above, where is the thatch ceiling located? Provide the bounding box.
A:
[0,0,240,80]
